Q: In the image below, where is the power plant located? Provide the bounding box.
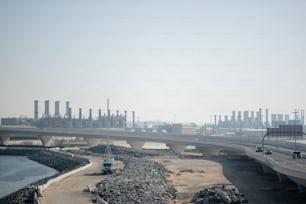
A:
[216,108,305,129]
[1,100,131,129]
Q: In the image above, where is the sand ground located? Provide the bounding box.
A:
[150,154,232,204]
[40,150,306,204]
[40,156,123,204]
[40,152,228,204]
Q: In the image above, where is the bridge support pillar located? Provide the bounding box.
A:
[126,140,144,150]
[86,138,101,146]
[167,144,186,154]
[277,172,288,182]
[197,147,222,156]
[40,136,53,147]
[261,164,274,174]
[0,134,10,146]
[296,184,306,192]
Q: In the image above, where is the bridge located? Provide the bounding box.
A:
[1,126,306,190]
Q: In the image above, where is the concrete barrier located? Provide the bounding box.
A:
[38,161,92,194]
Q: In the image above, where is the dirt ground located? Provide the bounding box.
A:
[150,154,233,204]
[40,156,123,204]
[213,154,306,204]
[152,152,306,204]
[40,150,306,204]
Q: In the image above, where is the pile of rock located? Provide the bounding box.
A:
[192,185,248,204]
[1,185,40,204]
[29,150,88,173]
[0,148,40,156]
[92,146,176,204]
[89,144,171,158]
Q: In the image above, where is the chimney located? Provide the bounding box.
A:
[69,108,72,119]
[132,111,135,128]
[44,100,50,117]
[300,110,304,125]
[89,109,92,120]
[34,100,39,119]
[124,110,127,128]
[65,101,70,118]
[79,108,82,120]
[99,109,102,128]
[54,101,60,117]
[265,108,269,126]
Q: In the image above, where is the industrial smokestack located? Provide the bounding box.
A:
[99,109,102,128]
[68,107,72,119]
[99,109,102,120]
[54,101,60,117]
[89,109,92,120]
[265,108,269,125]
[231,111,236,122]
[34,100,39,120]
[251,111,254,120]
[301,110,305,125]
[132,111,135,128]
[238,111,241,122]
[79,108,82,120]
[65,101,70,118]
[44,100,50,117]
[124,110,127,128]
[107,99,110,118]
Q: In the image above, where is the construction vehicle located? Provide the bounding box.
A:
[102,99,116,174]
[102,144,116,174]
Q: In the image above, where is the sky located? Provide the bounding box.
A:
[0,0,306,124]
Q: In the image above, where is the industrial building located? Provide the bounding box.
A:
[171,123,198,135]
[1,100,134,129]
[216,108,305,129]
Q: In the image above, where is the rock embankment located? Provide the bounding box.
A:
[0,149,89,204]
[29,150,88,173]
[90,145,176,204]
[89,144,172,157]
[192,185,248,204]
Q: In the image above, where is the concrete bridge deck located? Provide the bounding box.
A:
[1,126,306,188]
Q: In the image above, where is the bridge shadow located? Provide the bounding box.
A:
[210,153,306,204]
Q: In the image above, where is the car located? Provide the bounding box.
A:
[255,146,263,152]
[264,149,272,155]
[292,151,301,159]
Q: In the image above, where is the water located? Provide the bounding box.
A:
[0,156,58,198]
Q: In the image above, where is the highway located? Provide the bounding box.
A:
[1,126,306,188]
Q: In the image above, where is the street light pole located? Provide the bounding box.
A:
[293,109,298,152]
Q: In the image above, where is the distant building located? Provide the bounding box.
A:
[1,117,33,126]
[172,123,197,135]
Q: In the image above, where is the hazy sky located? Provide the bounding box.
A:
[1,0,306,123]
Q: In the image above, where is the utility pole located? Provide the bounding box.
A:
[293,109,299,152]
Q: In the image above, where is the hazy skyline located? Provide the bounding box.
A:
[1,0,306,123]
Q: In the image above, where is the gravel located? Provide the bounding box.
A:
[192,185,248,204]
[90,145,177,204]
